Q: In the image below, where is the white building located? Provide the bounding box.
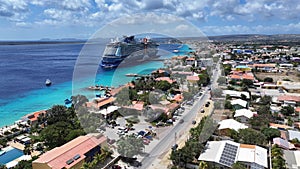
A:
[223,90,250,99]
[231,99,248,109]
[283,150,300,169]
[198,140,268,169]
[218,119,248,132]
[234,109,257,123]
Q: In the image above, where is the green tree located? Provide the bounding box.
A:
[199,161,209,169]
[232,162,246,169]
[280,105,295,116]
[117,134,144,158]
[249,115,271,130]
[241,79,253,87]
[271,145,287,169]
[224,100,232,109]
[217,76,227,85]
[115,87,131,106]
[262,128,280,141]
[238,128,266,146]
[71,95,89,110]
[264,77,273,83]
[155,80,172,91]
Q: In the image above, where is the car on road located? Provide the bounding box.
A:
[186,101,193,105]
[179,119,184,124]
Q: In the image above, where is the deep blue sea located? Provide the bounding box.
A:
[0,42,192,127]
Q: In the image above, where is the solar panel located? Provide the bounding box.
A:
[73,154,81,160]
[66,159,74,165]
[219,143,238,167]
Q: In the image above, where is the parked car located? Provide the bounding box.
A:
[179,119,184,124]
[192,120,196,125]
[205,103,209,107]
[156,121,165,127]
[172,144,178,150]
[117,130,125,135]
[200,109,205,113]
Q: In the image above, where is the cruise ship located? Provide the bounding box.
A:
[100,35,159,69]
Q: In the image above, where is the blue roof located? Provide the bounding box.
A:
[236,65,249,69]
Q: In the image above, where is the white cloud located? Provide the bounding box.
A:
[0,0,28,20]
[202,22,300,35]
[2,0,300,39]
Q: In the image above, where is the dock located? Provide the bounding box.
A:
[87,85,114,91]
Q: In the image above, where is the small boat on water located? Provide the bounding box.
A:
[125,73,138,77]
[45,79,52,86]
[64,99,72,105]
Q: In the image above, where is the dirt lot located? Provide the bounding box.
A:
[255,70,300,82]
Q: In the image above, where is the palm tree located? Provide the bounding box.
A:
[80,162,91,169]
[199,161,208,169]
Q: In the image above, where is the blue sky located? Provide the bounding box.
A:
[0,0,300,40]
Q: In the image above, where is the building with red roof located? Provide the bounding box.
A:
[186,75,200,83]
[22,110,47,126]
[32,135,107,169]
[155,77,175,84]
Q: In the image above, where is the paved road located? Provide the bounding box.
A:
[140,92,210,168]
[140,61,222,169]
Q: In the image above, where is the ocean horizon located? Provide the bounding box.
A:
[0,42,192,127]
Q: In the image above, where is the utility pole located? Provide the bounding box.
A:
[175,132,177,145]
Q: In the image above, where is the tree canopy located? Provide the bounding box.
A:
[117,134,144,158]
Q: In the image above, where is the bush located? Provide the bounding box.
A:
[263,77,273,83]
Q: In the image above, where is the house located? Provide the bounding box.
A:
[283,150,300,169]
[231,99,248,109]
[22,110,47,126]
[277,81,300,93]
[151,69,170,77]
[223,90,250,100]
[273,137,295,150]
[276,95,300,106]
[252,63,276,71]
[198,140,268,169]
[269,123,293,131]
[186,57,196,66]
[32,135,107,169]
[234,109,257,123]
[86,97,116,110]
[218,119,248,135]
[155,77,175,84]
[186,75,200,84]
[288,130,300,141]
[229,72,255,82]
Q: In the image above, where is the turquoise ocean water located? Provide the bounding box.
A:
[0,43,193,127]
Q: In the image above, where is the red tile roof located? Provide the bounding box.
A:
[186,57,195,61]
[26,110,46,123]
[187,76,200,81]
[155,77,175,84]
[295,107,300,113]
[277,95,300,102]
[252,64,276,68]
[34,135,106,169]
